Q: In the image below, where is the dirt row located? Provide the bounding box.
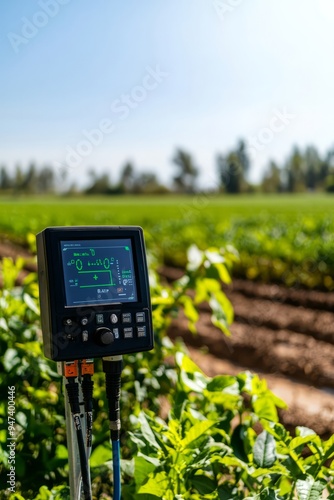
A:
[161,267,334,437]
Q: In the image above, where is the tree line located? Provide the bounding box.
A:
[1,142,334,195]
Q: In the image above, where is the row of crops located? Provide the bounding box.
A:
[1,194,334,290]
[1,194,334,498]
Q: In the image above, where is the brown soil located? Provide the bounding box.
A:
[1,243,334,438]
[161,266,334,438]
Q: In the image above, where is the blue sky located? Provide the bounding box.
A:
[1,0,334,187]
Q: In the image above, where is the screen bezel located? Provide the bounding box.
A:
[44,227,149,314]
[60,237,138,308]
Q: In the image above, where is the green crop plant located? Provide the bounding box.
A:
[0,241,333,499]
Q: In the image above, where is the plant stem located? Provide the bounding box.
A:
[289,479,297,500]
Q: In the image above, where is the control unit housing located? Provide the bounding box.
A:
[37,226,154,361]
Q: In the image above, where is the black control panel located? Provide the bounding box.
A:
[36,226,154,361]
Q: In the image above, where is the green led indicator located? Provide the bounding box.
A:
[125,246,129,250]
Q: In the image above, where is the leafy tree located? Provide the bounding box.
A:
[0,165,12,191]
[85,170,112,195]
[13,164,25,192]
[262,161,282,193]
[119,161,135,193]
[21,163,38,193]
[37,166,55,193]
[217,140,250,194]
[285,147,305,192]
[321,148,334,190]
[304,146,321,191]
[133,172,169,194]
[173,148,198,193]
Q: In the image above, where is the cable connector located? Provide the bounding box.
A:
[80,359,94,376]
[103,356,123,442]
[64,360,79,379]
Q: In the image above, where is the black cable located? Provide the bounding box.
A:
[103,356,123,500]
[66,378,92,500]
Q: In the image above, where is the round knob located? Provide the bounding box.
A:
[95,327,114,346]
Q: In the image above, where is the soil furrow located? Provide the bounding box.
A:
[168,312,334,389]
[231,278,334,312]
[227,291,334,344]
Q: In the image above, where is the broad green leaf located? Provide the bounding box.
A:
[180,295,199,333]
[207,375,239,394]
[134,455,158,487]
[323,435,334,460]
[203,390,240,411]
[191,474,216,494]
[137,471,169,497]
[180,420,217,449]
[290,435,318,451]
[3,348,20,372]
[250,464,288,478]
[280,476,293,496]
[90,442,112,467]
[253,396,279,422]
[231,424,248,463]
[296,427,316,438]
[23,292,39,314]
[55,444,68,460]
[296,477,325,500]
[215,262,232,284]
[176,352,204,376]
[176,353,208,392]
[137,412,162,451]
[211,454,250,471]
[253,431,277,468]
[0,317,8,331]
[209,295,232,336]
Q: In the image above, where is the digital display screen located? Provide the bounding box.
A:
[60,239,138,307]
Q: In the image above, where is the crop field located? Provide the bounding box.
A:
[1,193,334,288]
[1,193,334,231]
[1,194,334,499]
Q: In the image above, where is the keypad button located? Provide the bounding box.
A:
[64,318,73,326]
[122,313,132,323]
[137,326,146,337]
[82,330,89,342]
[112,328,120,340]
[136,312,145,323]
[96,314,104,325]
[123,327,133,339]
[81,317,88,326]
[110,313,118,324]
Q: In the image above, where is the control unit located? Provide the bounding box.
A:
[36,226,154,361]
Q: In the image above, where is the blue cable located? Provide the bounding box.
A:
[112,439,121,500]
